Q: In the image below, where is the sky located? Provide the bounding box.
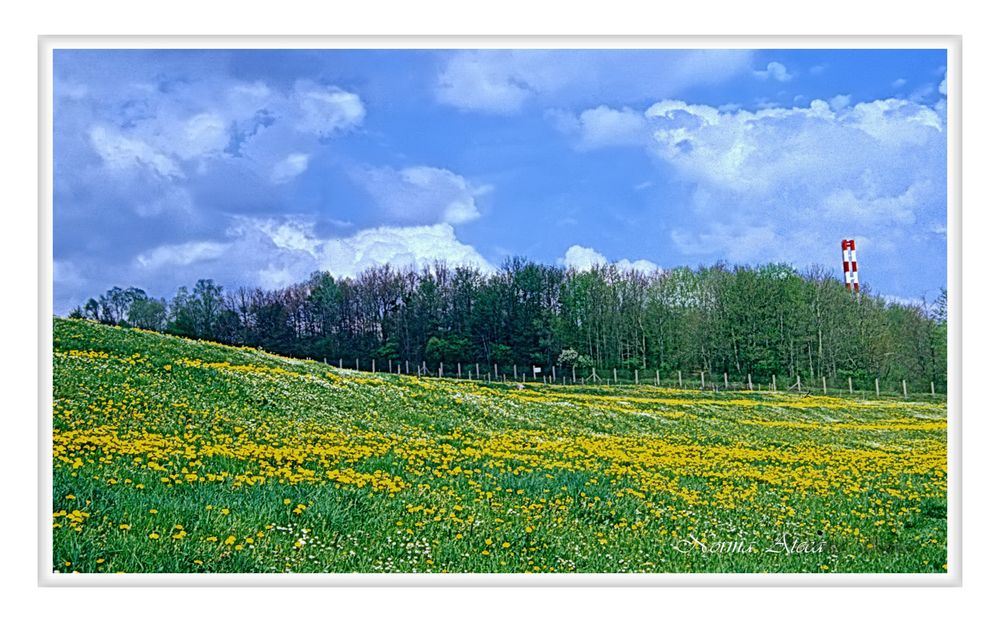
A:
[52,48,948,314]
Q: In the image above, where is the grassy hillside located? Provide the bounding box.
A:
[51,318,947,573]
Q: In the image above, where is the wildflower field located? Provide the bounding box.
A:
[51,318,948,574]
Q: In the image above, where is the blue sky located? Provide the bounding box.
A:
[53,48,948,313]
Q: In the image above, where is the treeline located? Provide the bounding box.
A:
[68,259,947,391]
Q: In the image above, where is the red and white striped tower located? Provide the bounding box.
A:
[841,239,859,293]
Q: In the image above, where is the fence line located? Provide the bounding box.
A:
[322,358,946,399]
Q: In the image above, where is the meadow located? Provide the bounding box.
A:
[51,317,947,573]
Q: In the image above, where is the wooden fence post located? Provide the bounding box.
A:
[931,381,935,396]
[514,364,518,378]
[494,363,499,378]
[406,360,410,374]
[355,358,359,371]
[748,374,753,391]
[678,370,682,388]
[771,374,776,392]
[372,359,375,373]
[339,358,343,368]
[700,371,705,390]
[635,369,639,384]
[875,377,880,397]
[476,363,480,379]
[656,370,660,386]
[903,379,907,398]
[848,377,853,394]
[822,376,827,394]
[724,372,728,389]
[458,363,462,378]
[572,367,577,383]
[438,362,443,378]
[613,368,618,383]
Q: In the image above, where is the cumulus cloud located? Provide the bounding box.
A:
[127,218,495,292]
[354,165,489,225]
[435,49,753,114]
[88,126,183,179]
[82,74,364,187]
[557,94,945,289]
[292,81,366,136]
[319,224,494,277]
[753,61,792,82]
[560,245,660,274]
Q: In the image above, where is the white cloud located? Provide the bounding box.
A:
[174,112,229,159]
[560,94,945,279]
[292,81,366,136]
[88,126,183,178]
[319,224,494,277]
[643,97,944,195]
[84,77,364,183]
[939,73,947,96]
[355,165,489,225]
[270,153,311,184]
[136,241,229,269]
[892,78,908,89]
[560,245,660,274]
[132,218,495,290]
[435,50,541,114]
[572,106,648,150]
[435,49,753,114]
[753,61,792,82]
[829,94,852,111]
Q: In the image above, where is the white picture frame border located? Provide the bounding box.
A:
[38,33,962,587]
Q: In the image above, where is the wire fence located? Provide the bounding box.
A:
[321,357,946,401]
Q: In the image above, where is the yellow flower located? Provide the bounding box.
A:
[224,535,236,545]
[119,524,130,530]
[96,558,105,564]
[149,532,160,540]
[149,509,158,514]
[193,560,203,566]
[65,494,76,500]
[283,498,291,505]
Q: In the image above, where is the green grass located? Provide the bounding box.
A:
[51,318,948,573]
